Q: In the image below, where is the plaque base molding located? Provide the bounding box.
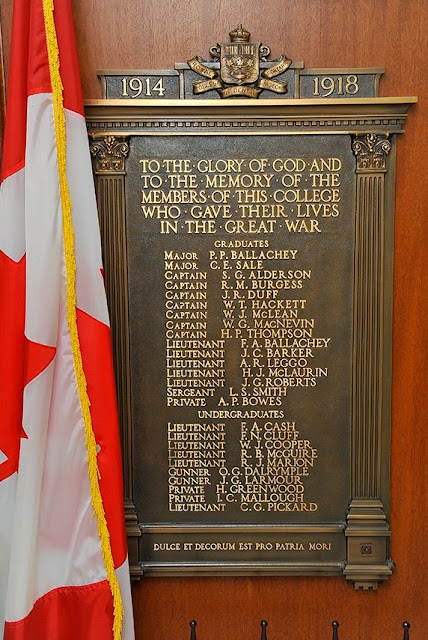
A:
[137,562,345,577]
[130,524,347,579]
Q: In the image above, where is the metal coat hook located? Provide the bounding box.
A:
[261,620,268,640]
[332,621,339,640]
[187,618,411,638]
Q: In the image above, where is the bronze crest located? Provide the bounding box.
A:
[188,25,291,98]
[220,25,260,85]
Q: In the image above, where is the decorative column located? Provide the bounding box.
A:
[344,134,394,589]
[90,135,141,575]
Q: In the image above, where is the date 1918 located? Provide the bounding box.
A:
[313,75,359,97]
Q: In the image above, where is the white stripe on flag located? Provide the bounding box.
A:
[0,474,17,640]
[24,94,62,346]
[0,169,26,261]
[65,109,110,326]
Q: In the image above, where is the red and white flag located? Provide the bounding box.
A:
[0,0,135,638]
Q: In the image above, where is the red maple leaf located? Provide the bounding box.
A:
[0,252,55,481]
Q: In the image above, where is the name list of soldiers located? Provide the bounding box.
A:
[140,155,342,517]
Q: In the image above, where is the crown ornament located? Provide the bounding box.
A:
[229,24,250,42]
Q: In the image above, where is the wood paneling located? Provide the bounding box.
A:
[1,0,427,637]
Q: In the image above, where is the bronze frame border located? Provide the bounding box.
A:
[87,97,415,588]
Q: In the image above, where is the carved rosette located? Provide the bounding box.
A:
[352,133,391,172]
[90,135,129,173]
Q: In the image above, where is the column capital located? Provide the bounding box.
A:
[90,135,129,173]
[352,133,391,172]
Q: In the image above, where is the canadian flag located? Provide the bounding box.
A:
[0,0,135,638]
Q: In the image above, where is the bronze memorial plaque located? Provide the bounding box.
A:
[87,27,416,588]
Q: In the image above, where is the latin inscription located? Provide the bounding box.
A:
[152,541,332,552]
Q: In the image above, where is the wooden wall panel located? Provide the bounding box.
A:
[1,0,427,638]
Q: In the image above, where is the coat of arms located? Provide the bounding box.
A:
[188,25,291,98]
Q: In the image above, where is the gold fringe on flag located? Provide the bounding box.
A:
[41,1,124,637]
